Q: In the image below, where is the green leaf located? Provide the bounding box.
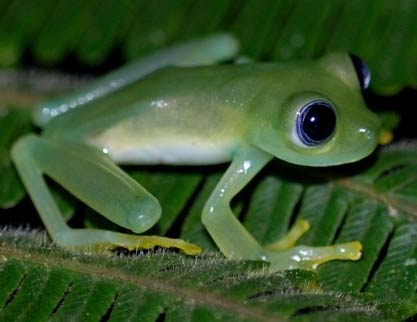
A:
[0,1,416,92]
[0,231,407,322]
[129,168,203,235]
[317,199,393,292]
[244,173,304,244]
[367,223,417,302]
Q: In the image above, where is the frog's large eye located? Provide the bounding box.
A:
[296,100,336,146]
[349,54,371,90]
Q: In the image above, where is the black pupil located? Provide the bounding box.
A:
[298,101,336,146]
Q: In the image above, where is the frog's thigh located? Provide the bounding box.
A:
[11,135,200,254]
[14,134,162,232]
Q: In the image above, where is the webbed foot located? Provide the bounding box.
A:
[59,229,202,255]
[263,220,362,270]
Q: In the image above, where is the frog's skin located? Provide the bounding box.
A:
[11,34,381,270]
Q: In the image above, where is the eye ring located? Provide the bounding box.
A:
[296,100,337,146]
[349,54,371,90]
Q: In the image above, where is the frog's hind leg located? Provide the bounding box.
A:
[33,33,239,126]
[11,134,200,255]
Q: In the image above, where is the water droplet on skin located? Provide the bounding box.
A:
[299,249,312,256]
[291,255,301,262]
[151,100,168,109]
[358,128,372,139]
[243,160,251,173]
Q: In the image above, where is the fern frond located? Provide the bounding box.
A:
[1,230,413,322]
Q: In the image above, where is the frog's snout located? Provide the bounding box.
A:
[357,111,382,148]
[354,118,380,156]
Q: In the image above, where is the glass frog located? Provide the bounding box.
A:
[11,34,381,270]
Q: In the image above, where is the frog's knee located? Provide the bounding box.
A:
[126,196,162,233]
[11,134,39,156]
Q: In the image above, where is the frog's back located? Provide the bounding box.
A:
[42,64,281,165]
[43,64,273,136]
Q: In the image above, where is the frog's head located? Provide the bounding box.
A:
[248,53,381,166]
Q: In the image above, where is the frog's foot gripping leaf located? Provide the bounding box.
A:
[264,220,362,271]
[67,230,202,255]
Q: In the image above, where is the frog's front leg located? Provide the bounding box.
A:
[202,146,362,270]
[202,147,272,258]
[11,134,200,255]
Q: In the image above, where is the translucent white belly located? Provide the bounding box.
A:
[94,137,236,165]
